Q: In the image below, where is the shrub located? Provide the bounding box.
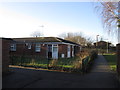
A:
[49,59,58,68]
[82,50,98,73]
[89,50,98,60]
[72,60,82,72]
[76,50,89,60]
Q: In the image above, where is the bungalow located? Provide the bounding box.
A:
[93,41,111,49]
[10,37,81,59]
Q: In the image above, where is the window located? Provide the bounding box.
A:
[48,45,52,52]
[28,44,32,49]
[68,45,70,51]
[53,47,57,52]
[10,44,16,51]
[53,44,58,47]
[26,43,32,49]
[35,44,41,52]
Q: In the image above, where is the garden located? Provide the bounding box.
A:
[10,50,98,73]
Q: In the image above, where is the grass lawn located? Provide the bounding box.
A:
[10,53,98,72]
[10,56,81,69]
[103,54,117,71]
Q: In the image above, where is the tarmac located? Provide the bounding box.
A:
[2,55,119,88]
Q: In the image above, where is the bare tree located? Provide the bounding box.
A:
[30,30,44,37]
[58,32,93,47]
[58,32,67,39]
[94,1,119,42]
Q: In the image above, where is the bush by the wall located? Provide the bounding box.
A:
[82,50,98,73]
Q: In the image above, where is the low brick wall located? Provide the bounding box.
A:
[117,44,120,83]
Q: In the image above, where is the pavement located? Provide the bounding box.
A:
[2,55,119,88]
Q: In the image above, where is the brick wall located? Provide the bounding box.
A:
[2,38,12,73]
[10,43,81,59]
[10,43,47,58]
[58,44,77,58]
[74,46,80,55]
[58,44,67,58]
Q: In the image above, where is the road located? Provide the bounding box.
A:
[2,55,118,88]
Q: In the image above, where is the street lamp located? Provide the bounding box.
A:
[106,41,109,53]
[96,35,99,48]
[96,35,99,53]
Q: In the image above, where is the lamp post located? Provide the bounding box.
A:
[107,41,109,53]
[96,35,99,48]
[96,35,99,52]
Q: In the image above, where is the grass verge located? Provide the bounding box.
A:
[103,54,117,71]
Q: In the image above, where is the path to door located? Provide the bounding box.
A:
[3,55,118,88]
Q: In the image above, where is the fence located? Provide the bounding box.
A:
[10,50,98,73]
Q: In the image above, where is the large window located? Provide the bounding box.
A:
[35,44,41,52]
[10,44,16,51]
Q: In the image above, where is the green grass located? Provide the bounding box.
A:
[10,56,80,69]
[103,54,117,71]
[10,53,98,73]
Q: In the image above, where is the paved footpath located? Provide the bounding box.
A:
[3,55,119,88]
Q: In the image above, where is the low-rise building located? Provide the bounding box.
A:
[10,37,81,59]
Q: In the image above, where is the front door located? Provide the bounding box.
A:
[52,44,58,59]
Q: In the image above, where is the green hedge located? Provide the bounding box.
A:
[82,50,98,72]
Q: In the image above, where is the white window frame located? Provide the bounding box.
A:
[28,44,32,49]
[52,44,58,59]
[72,45,74,57]
[52,44,58,53]
[10,44,16,51]
[67,45,71,58]
[68,45,70,51]
[35,44,41,52]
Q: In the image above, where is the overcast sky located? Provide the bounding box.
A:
[0,1,118,45]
